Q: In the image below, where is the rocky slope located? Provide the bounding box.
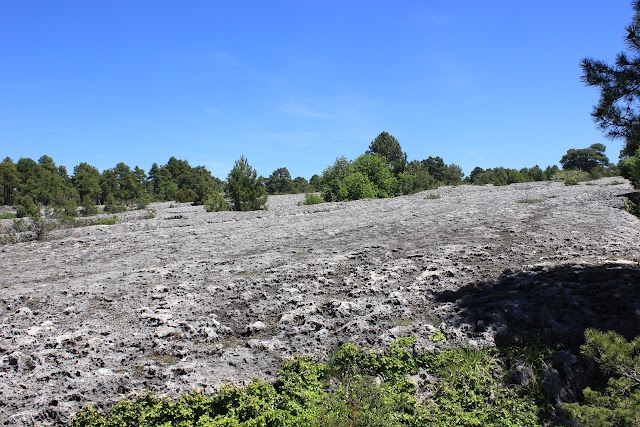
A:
[1,177,639,425]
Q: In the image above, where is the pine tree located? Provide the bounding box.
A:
[226,156,267,211]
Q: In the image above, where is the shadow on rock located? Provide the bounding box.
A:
[436,262,640,349]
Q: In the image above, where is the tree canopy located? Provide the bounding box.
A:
[582,1,640,157]
[366,131,407,175]
[560,143,610,172]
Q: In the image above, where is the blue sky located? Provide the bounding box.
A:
[0,1,633,180]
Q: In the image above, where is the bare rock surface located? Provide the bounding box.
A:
[2,177,640,425]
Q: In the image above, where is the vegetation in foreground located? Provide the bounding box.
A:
[69,330,640,427]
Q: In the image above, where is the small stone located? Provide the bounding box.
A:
[155,326,179,338]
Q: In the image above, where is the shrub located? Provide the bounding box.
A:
[302,192,324,205]
[80,196,99,216]
[92,218,118,226]
[204,192,230,212]
[341,172,377,201]
[16,195,40,218]
[175,188,196,203]
[563,329,640,427]
[551,169,592,184]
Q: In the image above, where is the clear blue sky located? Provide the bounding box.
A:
[0,1,633,180]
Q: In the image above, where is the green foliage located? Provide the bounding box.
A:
[226,156,267,211]
[564,329,640,426]
[560,143,611,173]
[421,347,541,426]
[92,218,118,226]
[429,328,446,342]
[265,167,294,194]
[16,195,40,218]
[302,192,324,205]
[204,192,230,212]
[175,188,197,203]
[340,172,377,201]
[366,131,407,175]
[70,337,553,427]
[0,157,19,205]
[582,3,640,158]
[353,154,397,198]
[619,148,640,188]
[0,211,16,219]
[552,169,592,185]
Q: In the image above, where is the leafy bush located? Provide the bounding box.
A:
[552,169,592,185]
[175,188,196,203]
[70,336,547,427]
[16,195,40,218]
[80,196,99,216]
[420,347,541,426]
[563,329,640,426]
[204,192,230,212]
[302,192,324,205]
[0,212,17,219]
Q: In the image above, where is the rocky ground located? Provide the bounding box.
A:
[1,177,640,425]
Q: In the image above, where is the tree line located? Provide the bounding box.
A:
[0,132,621,217]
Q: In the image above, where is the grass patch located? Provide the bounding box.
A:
[0,212,17,219]
[425,193,441,200]
[516,198,546,204]
[91,217,118,226]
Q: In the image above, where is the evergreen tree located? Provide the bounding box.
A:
[366,131,407,175]
[226,156,267,211]
[0,157,19,205]
[582,1,640,157]
[73,162,102,204]
[560,143,610,172]
[265,167,293,194]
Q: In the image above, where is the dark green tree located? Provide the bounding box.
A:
[309,174,322,191]
[366,131,407,175]
[421,156,447,182]
[582,1,640,158]
[469,167,485,184]
[560,143,610,172]
[16,157,43,203]
[0,157,19,205]
[292,176,309,193]
[265,167,293,194]
[73,162,102,204]
[226,156,267,211]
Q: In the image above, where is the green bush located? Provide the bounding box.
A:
[420,347,541,426]
[16,195,40,218]
[204,192,230,212]
[175,188,196,203]
[92,217,118,226]
[69,336,548,427]
[80,196,99,216]
[551,169,592,185]
[564,329,640,426]
[302,192,324,205]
